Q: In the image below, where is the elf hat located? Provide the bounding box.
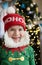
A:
[3,6,26,31]
[3,13,26,31]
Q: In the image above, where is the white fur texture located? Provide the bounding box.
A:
[4,31,30,48]
[7,6,16,14]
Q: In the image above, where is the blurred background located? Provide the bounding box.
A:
[0,0,42,65]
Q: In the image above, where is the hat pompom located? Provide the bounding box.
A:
[7,6,16,14]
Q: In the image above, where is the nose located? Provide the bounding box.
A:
[14,30,19,36]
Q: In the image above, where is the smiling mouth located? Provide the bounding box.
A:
[12,37,20,39]
[12,37,21,42]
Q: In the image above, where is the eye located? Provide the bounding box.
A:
[10,28,15,31]
[19,28,24,31]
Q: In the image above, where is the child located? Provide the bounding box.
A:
[0,8,36,65]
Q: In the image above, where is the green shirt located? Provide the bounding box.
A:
[0,45,35,65]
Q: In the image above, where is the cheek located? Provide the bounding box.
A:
[20,32,24,37]
[8,32,13,38]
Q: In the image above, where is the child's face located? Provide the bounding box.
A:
[7,25,25,43]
